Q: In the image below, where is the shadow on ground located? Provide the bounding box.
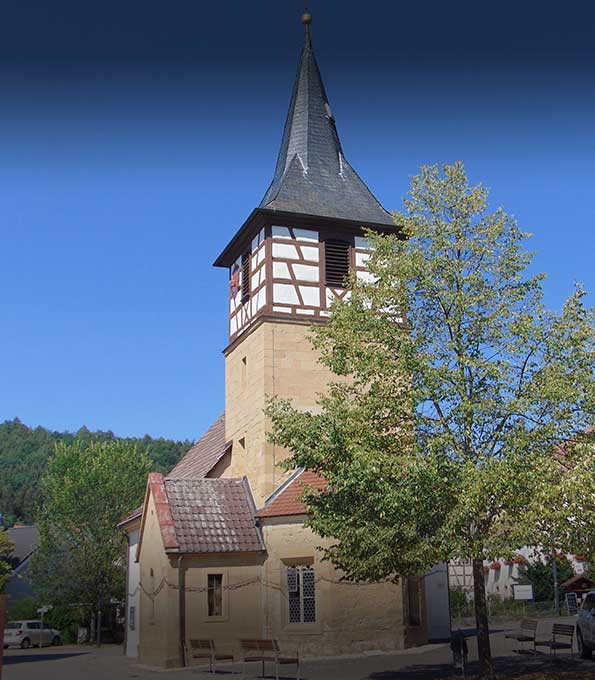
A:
[369,655,589,679]
[3,651,89,665]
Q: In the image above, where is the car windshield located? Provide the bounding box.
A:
[6,622,22,629]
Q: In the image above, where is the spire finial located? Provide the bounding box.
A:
[301,1,312,28]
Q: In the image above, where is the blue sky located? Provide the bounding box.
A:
[1,1,594,441]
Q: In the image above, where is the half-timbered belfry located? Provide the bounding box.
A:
[122,13,450,668]
[214,12,398,507]
[216,13,394,337]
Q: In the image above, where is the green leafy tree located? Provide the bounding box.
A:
[0,529,14,593]
[517,557,574,602]
[30,440,152,634]
[542,437,595,565]
[267,163,595,680]
[6,596,39,621]
[0,418,191,525]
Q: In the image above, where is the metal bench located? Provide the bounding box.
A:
[535,623,575,657]
[187,639,234,673]
[505,618,538,653]
[240,639,300,680]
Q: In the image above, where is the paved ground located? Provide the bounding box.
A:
[3,618,594,680]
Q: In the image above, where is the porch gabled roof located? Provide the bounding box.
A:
[137,473,265,558]
[165,477,265,554]
[256,469,326,519]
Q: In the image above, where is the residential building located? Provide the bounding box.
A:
[5,525,39,605]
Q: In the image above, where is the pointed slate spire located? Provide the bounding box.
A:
[260,14,394,226]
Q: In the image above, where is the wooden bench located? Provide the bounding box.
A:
[505,619,538,653]
[186,639,234,673]
[240,639,300,680]
[535,623,575,657]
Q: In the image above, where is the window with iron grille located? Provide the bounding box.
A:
[287,565,316,624]
[324,239,350,287]
[241,251,250,304]
[208,574,223,617]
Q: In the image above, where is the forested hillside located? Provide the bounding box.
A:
[0,418,193,526]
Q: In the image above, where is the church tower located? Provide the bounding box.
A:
[215,13,397,505]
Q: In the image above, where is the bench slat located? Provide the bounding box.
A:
[552,624,574,636]
[240,639,279,652]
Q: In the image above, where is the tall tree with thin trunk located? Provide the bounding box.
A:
[267,163,595,680]
[30,440,151,640]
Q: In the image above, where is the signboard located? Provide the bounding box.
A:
[566,592,579,615]
[37,607,49,615]
[513,585,534,601]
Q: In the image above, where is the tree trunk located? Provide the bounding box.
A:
[552,550,560,616]
[96,599,102,648]
[472,558,495,680]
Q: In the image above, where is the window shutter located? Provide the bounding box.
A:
[241,252,250,303]
[324,239,350,287]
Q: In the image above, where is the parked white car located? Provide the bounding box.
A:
[577,590,595,659]
[3,620,62,649]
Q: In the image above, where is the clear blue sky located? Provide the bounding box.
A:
[2,1,594,441]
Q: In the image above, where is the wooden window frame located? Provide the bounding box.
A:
[286,565,316,625]
[323,238,351,288]
[204,571,229,622]
[207,573,224,618]
[406,576,422,627]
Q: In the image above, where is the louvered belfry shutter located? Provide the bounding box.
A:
[324,239,350,287]
[241,251,250,304]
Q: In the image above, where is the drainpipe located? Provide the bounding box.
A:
[123,533,130,656]
[177,555,186,668]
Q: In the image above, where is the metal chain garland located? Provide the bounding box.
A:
[129,574,386,600]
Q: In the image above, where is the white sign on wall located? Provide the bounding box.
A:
[513,585,534,601]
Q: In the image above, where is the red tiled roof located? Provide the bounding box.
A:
[169,414,230,479]
[117,505,143,528]
[149,472,179,552]
[256,470,327,518]
[164,477,264,554]
[561,574,595,589]
[119,415,229,530]
[552,426,595,468]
